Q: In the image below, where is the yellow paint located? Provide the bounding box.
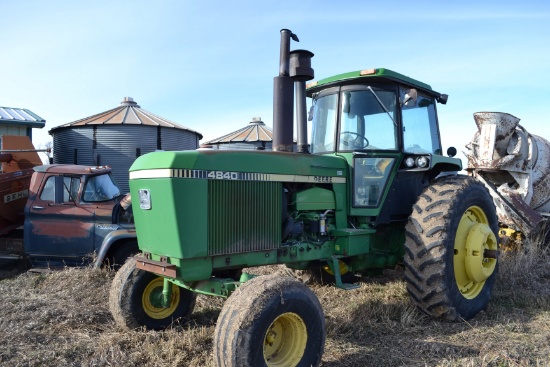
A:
[322,260,349,276]
[454,206,497,299]
[499,227,524,251]
[263,312,307,367]
[142,277,180,319]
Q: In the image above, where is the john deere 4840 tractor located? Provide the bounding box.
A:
[110,30,498,366]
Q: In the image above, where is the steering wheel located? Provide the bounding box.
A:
[340,131,369,149]
[86,186,106,202]
[86,189,99,201]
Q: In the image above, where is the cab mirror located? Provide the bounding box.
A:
[447,147,457,157]
[437,94,448,104]
[403,89,418,107]
[308,106,314,121]
[343,92,351,114]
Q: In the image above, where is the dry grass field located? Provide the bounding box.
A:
[1,243,549,367]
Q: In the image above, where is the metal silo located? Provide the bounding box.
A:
[205,117,293,151]
[49,97,202,192]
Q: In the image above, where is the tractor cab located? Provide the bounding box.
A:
[306,69,460,224]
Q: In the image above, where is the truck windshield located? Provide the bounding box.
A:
[83,173,121,202]
[310,86,398,153]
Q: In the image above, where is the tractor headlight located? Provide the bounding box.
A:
[139,189,151,210]
[404,157,415,168]
[416,156,429,168]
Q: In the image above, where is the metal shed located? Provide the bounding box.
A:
[205,117,294,151]
[49,97,202,192]
[0,106,45,141]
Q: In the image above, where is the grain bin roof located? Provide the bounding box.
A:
[0,106,45,128]
[205,117,274,144]
[49,97,202,139]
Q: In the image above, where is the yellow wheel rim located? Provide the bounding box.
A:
[142,277,180,319]
[322,260,349,276]
[454,206,497,299]
[263,312,308,367]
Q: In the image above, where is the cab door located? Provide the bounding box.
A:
[24,174,95,266]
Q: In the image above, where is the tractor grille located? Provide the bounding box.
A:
[208,180,282,256]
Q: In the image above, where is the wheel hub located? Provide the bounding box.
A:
[454,206,498,299]
[465,223,497,283]
[263,312,307,367]
[142,277,180,319]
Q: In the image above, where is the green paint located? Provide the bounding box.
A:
[332,228,375,256]
[329,257,361,290]
[292,187,336,211]
[162,278,172,308]
[130,178,208,259]
[307,68,434,95]
[176,278,239,298]
[129,66,462,301]
[131,150,348,177]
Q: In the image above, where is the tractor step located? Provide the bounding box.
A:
[329,257,360,291]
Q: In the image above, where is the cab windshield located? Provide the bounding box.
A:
[311,85,398,153]
[83,173,121,202]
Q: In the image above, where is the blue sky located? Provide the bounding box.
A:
[2,1,550,166]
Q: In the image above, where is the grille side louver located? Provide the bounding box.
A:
[208,180,282,255]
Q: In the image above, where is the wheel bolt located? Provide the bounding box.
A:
[266,331,277,345]
[483,249,499,259]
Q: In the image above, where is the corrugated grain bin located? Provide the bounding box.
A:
[205,117,296,151]
[49,97,202,192]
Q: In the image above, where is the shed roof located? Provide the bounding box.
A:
[0,106,46,128]
[49,97,202,139]
[206,117,274,144]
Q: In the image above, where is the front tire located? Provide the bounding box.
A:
[109,258,196,330]
[404,175,498,321]
[214,275,325,367]
[107,241,139,270]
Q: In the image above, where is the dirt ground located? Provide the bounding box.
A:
[1,246,549,367]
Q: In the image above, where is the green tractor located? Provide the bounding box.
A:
[109,29,499,366]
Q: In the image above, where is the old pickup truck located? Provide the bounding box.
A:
[0,164,137,268]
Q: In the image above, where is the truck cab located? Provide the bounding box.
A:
[23,164,136,267]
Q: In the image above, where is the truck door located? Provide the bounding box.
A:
[24,174,95,265]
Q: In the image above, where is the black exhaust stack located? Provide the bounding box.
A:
[273,29,314,153]
[290,49,314,153]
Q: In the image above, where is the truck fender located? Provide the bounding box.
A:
[94,229,137,268]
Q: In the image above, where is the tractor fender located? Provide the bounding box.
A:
[94,229,137,267]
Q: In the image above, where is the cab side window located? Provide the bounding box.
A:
[401,88,441,154]
[64,177,80,202]
[39,176,55,202]
[39,176,81,203]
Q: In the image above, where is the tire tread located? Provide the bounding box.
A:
[403,175,498,321]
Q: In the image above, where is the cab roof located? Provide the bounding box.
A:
[33,164,112,175]
[306,68,437,97]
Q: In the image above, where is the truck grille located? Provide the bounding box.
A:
[208,180,282,255]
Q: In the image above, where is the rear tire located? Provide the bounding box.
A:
[109,258,196,330]
[214,275,325,367]
[404,175,498,321]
